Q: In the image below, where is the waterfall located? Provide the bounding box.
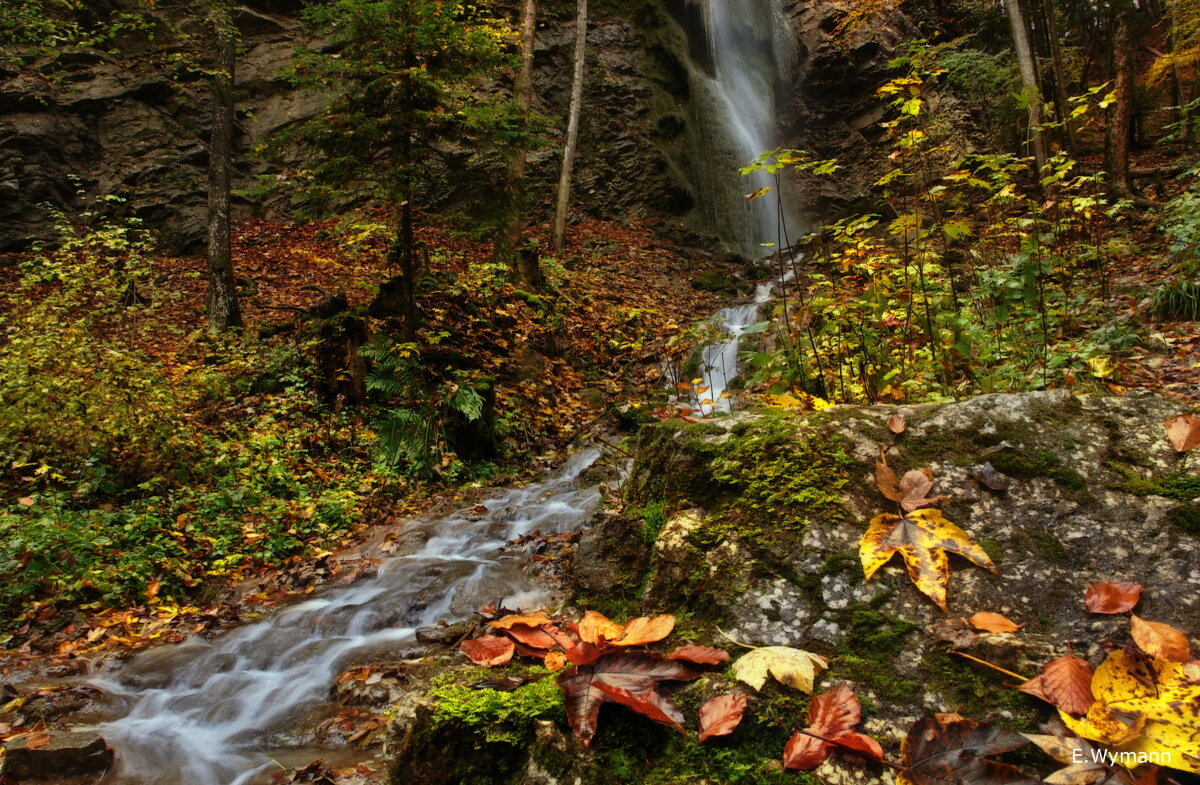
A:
[679,0,799,258]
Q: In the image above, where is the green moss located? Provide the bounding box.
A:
[1165,502,1200,534]
[990,450,1087,491]
[832,604,920,702]
[639,501,667,546]
[1117,471,1200,501]
[1026,530,1069,563]
[919,650,1039,728]
[428,670,564,744]
[976,538,1003,565]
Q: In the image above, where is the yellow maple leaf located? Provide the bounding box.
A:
[1060,648,1200,773]
[731,646,828,693]
[860,509,999,612]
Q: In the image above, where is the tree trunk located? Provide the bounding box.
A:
[206,1,242,331]
[1043,0,1078,154]
[495,0,542,285]
[551,0,586,253]
[1003,0,1047,173]
[1106,0,1135,199]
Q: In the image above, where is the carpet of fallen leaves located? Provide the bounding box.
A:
[0,212,726,668]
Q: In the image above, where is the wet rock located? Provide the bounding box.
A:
[596,391,1200,728]
[414,621,471,646]
[1,730,113,779]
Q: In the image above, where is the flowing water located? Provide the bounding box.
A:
[687,0,799,256]
[90,281,781,784]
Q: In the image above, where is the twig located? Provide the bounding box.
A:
[715,626,757,650]
[951,650,1030,682]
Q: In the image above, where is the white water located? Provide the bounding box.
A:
[702,0,796,255]
[693,278,776,415]
[89,279,782,784]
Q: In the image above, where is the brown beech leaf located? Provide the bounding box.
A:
[460,635,515,667]
[898,715,1038,785]
[1019,654,1095,717]
[24,731,52,750]
[875,455,946,512]
[503,624,558,651]
[698,692,748,742]
[972,462,1011,492]
[556,652,700,746]
[667,645,730,666]
[931,618,978,650]
[613,614,675,646]
[594,682,686,734]
[969,612,1022,634]
[831,732,885,762]
[1163,413,1200,453]
[1084,582,1144,615]
[860,509,999,612]
[578,610,624,645]
[888,415,907,434]
[783,684,866,770]
[489,612,552,630]
[1130,615,1193,662]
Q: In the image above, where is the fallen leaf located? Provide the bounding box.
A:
[876,457,945,512]
[594,682,686,734]
[25,731,52,749]
[732,646,828,693]
[698,692,748,742]
[898,715,1038,785]
[860,509,999,612]
[460,635,515,667]
[969,612,1022,633]
[931,617,978,649]
[1130,615,1192,662]
[578,610,624,645]
[557,652,700,746]
[1060,648,1200,773]
[503,624,558,651]
[1024,732,1130,785]
[544,651,567,671]
[784,684,881,770]
[613,614,675,647]
[972,462,1011,491]
[667,645,730,665]
[1185,661,1200,685]
[489,612,552,630]
[1084,582,1144,615]
[888,415,907,434]
[16,497,34,507]
[1163,414,1200,453]
[1019,654,1095,717]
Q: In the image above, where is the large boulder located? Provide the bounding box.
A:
[1,730,114,780]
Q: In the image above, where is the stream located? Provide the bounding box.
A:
[87,277,779,785]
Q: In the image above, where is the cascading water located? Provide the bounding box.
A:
[686,0,799,257]
[87,282,781,784]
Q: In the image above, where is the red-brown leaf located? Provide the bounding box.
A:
[698,693,747,742]
[594,683,686,733]
[899,715,1038,785]
[832,732,885,762]
[1131,615,1193,662]
[1083,582,1143,614]
[783,731,831,770]
[667,645,730,666]
[556,652,701,746]
[1164,413,1200,453]
[503,624,558,651]
[783,684,868,770]
[460,635,515,667]
[1019,653,1094,716]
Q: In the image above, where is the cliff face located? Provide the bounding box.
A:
[0,1,913,254]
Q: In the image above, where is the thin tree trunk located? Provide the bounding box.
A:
[206,2,242,331]
[1106,0,1135,199]
[1004,0,1047,173]
[496,0,541,285]
[551,0,586,253]
[1044,0,1078,154]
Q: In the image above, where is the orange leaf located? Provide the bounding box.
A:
[1019,653,1094,716]
[1163,413,1200,453]
[544,651,567,671]
[460,635,515,667]
[488,612,552,630]
[667,645,730,665]
[698,692,748,742]
[1083,581,1143,614]
[503,625,558,651]
[25,731,52,749]
[784,684,871,770]
[968,612,1021,634]
[1130,615,1192,662]
[613,614,675,646]
[578,610,625,645]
